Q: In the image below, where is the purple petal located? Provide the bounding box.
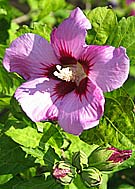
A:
[3,33,60,80]
[57,79,105,135]
[51,7,91,60]
[15,78,59,122]
[80,45,129,92]
[107,147,132,163]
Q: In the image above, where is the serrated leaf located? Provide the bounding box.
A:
[107,16,135,65]
[16,23,51,42]
[80,88,135,169]
[6,126,42,148]
[64,132,98,160]
[21,147,45,165]
[39,122,63,150]
[87,7,118,45]
[0,134,35,175]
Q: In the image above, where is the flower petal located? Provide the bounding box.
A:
[15,78,59,122]
[80,45,129,92]
[3,33,60,80]
[57,79,105,135]
[51,7,91,60]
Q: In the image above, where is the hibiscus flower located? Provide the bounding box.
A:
[3,7,129,135]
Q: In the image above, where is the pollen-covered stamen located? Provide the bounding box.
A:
[54,65,74,82]
[53,63,87,85]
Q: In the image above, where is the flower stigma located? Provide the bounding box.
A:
[53,62,87,85]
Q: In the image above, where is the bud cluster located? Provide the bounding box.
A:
[52,146,132,187]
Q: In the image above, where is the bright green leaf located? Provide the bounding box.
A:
[6,126,42,148]
[0,174,13,184]
[87,7,118,45]
[107,16,135,65]
[39,122,64,150]
[64,132,98,160]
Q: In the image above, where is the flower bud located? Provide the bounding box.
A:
[72,151,88,171]
[81,167,102,187]
[52,161,76,185]
[88,146,132,171]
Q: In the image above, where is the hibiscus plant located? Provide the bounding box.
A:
[0,0,135,188]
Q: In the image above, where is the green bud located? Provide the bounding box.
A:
[81,167,102,187]
[88,146,132,171]
[72,151,88,171]
[52,161,76,185]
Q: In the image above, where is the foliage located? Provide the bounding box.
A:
[0,0,134,189]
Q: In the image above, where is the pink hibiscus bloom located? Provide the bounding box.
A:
[3,8,129,135]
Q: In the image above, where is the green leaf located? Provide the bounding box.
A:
[117,184,135,189]
[0,66,22,95]
[0,95,10,124]
[39,122,64,150]
[87,7,118,45]
[6,126,42,148]
[0,9,10,44]
[0,176,23,189]
[16,23,51,42]
[63,132,98,160]
[0,134,35,175]
[21,147,45,165]
[37,0,67,19]
[13,176,63,189]
[0,44,6,59]
[0,174,13,184]
[107,16,135,65]
[99,174,108,189]
[43,146,61,170]
[65,174,88,189]
[80,88,135,149]
[123,77,135,99]
[21,145,61,172]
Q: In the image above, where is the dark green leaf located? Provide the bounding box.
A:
[13,176,64,189]
[0,134,35,175]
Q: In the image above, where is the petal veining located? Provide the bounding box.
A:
[57,79,105,135]
[3,33,60,80]
[80,45,130,92]
[51,7,91,61]
[15,78,60,122]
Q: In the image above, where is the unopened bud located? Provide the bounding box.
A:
[81,167,102,187]
[88,146,132,171]
[52,161,76,185]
